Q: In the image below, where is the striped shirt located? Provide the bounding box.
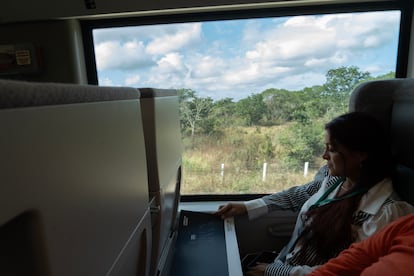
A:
[244,165,414,276]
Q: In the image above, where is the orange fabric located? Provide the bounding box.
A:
[309,213,414,276]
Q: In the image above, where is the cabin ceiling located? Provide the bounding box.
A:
[0,0,391,24]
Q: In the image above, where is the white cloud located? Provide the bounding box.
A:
[143,52,190,89]
[124,74,141,86]
[363,64,382,74]
[146,24,202,55]
[95,40,152,70]
[99,77,114,86]
[157,52,184,71]
[192,55,227,78]
[241,11,398,79]
[94,10,400,100]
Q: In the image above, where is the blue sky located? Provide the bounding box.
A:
[93,10,400,101]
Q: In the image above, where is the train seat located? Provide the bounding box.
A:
[0,79,152,276]
[349,78,414,205]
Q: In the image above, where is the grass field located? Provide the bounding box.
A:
[180,125,325,194]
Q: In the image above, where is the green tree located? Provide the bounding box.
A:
[209,97,237,129]
[278,120,325,168]
[324,66,371,95]
[262,86,327,124]
[177,88,196,131]
[290,86,327,123]
[323,66,371,113]
[262,88,298,123]
[177,88,196,102]
[235,93,267,126]
[178,89,213,137]
[259,134,274,160]
[374,71,395,80]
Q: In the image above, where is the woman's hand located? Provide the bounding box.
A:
[214,202,247,219]
[245,263,268,276]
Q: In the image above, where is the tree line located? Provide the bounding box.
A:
[178,66,394,169]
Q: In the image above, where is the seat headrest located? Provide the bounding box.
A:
[350,78,414,169]
[350,78,414,203]
[0,79,140,109]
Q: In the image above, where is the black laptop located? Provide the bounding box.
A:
[170,210,242,276]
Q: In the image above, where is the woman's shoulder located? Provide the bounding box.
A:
[381,195,414,215]
[356,201,414,241]
[359,178,411,214]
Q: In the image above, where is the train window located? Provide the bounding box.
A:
[90,9,401,195]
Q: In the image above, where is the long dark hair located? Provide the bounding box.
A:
[296,111,394,265]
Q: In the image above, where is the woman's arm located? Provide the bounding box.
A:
[246,166,341,220]
[216,165,340,220]
[246,260,318,276]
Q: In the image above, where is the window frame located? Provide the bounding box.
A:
[81,0,412,83]
[80,0,413,200]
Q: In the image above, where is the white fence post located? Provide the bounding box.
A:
[304,162,309,177]
[262,162,268,182]
[221,163,225,178]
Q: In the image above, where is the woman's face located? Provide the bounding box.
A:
[322,130,367,179]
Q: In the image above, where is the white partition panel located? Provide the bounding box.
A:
[139,88,183,276]
[0,98,151,276]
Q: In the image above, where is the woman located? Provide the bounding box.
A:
[215,112,414,276]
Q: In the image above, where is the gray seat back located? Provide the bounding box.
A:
[350,78,414,205]
[0,79,152,276]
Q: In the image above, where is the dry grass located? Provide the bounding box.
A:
[181,167,320,194]
[181,125,325,194]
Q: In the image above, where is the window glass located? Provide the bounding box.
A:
[93,10,400,194]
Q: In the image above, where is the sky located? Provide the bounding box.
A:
[93,10,400,101]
